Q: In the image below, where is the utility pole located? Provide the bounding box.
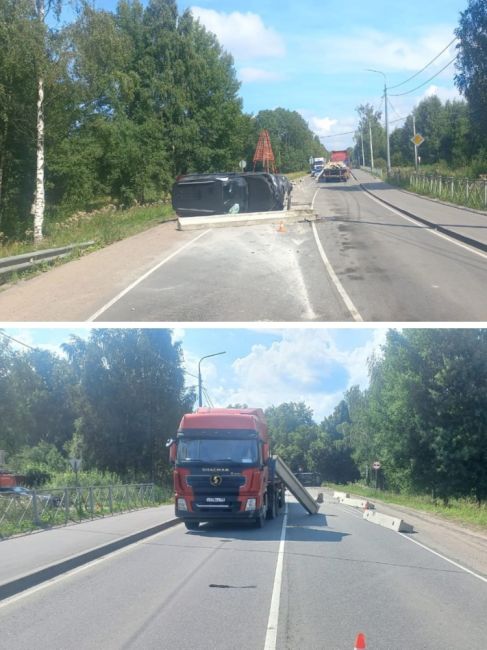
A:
[412,114,418,171]
[360,131,365,167]
[384,82,391,172]
[197,352,226,407]
[366,69,391,173]
[368,121,374,170]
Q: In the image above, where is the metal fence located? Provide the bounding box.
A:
[0,483,166,539]
[387,170,487,211]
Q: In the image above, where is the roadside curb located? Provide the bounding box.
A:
[354,173,487,253]
[0,517,180,601]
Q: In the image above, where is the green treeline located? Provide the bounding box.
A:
[0,329,195,484]
[265,330,487,505]
[353,96,486,174]
[2,329,485,505]
[0,0,325,240]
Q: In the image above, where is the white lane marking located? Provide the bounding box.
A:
[311,188,319,210]
[0,525,182,610]
[398,532,487,584]
[311,222,363,322]
[363,190,487,261]
[264,504,288,650]
[87,229,212,321]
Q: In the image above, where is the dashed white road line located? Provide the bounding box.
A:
[264,504,288,650]
[87,229,212,321]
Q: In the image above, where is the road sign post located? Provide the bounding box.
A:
[372,461,381,490]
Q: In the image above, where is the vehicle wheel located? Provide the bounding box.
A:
[184,521,200,531]
[278,488,285,509]
[266,491,277,520]
[255,507,266,528]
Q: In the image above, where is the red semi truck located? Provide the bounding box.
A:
[168,407,318,531]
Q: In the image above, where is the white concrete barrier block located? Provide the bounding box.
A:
[363,509,413,533]
[333,491,350,500]
[340,497,375,509]
[177,208,314,231]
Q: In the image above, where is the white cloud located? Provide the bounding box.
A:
[204,330,387,421]
[308,116,338,137]
[422,84,461,102]
[238,67,285,83]
[190,7,285,60]
[310,25,457,73]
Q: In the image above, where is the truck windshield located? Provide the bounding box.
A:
[177,439,259,464]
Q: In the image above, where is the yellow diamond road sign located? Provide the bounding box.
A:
[411,133,425,146]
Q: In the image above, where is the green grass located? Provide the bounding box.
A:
[0,203,176,262]
[324,482,487,530]
[286,170,309,180]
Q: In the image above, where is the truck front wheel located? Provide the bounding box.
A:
[266,490,277,520]
[184,521,200,531]
[255,507,266,528]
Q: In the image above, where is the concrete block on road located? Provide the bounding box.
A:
[340,496,374,509]
[363,509,414,533]
[333,491,350,499]
[177,208,315,231]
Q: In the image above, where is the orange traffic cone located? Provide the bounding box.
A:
[277,221,286,233]
[354,632,366,649]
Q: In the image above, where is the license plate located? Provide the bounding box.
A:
[206,497,225,503]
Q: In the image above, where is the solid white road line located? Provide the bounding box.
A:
[87,229,212,321]
[264,504,288,650]
[311,185,363,321]
[399,533,487,584]
[311,222,363,322]
[363,190,487,261]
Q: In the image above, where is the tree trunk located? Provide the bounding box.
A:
[31,75,45,243]
[32,0,45,243]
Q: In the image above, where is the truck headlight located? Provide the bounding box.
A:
[177,498,188,511]
[245,498,256,511]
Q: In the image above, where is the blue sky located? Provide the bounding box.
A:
[61,0,468,150]
[2,327,388,421]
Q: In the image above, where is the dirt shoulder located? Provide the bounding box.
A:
[0,220,201,321]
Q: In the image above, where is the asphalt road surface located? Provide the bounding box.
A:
[0,173,486,321]
[2,497,486,650]
[88,175,487,322]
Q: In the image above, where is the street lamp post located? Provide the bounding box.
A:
[368,121,374,170]
[366,69,391,173]
[198,351,226,407]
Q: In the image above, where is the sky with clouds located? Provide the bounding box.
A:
[75,0,467,150]
[2,327,391,422]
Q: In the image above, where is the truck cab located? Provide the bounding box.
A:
[170,408,284,530]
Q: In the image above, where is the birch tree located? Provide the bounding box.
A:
[31,0,62,242]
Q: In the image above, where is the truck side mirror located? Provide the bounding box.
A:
[262,442,270,463]
[167,439,177,464]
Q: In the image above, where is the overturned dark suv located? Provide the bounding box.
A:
[172,172,292,218]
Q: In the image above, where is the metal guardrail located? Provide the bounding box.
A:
[387,170,487,211]
[0,483,161,539]
[0,241,95,278]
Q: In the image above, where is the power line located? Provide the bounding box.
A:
[389,36,458,90]
[390,55,457,97]
[0,331,36,351]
